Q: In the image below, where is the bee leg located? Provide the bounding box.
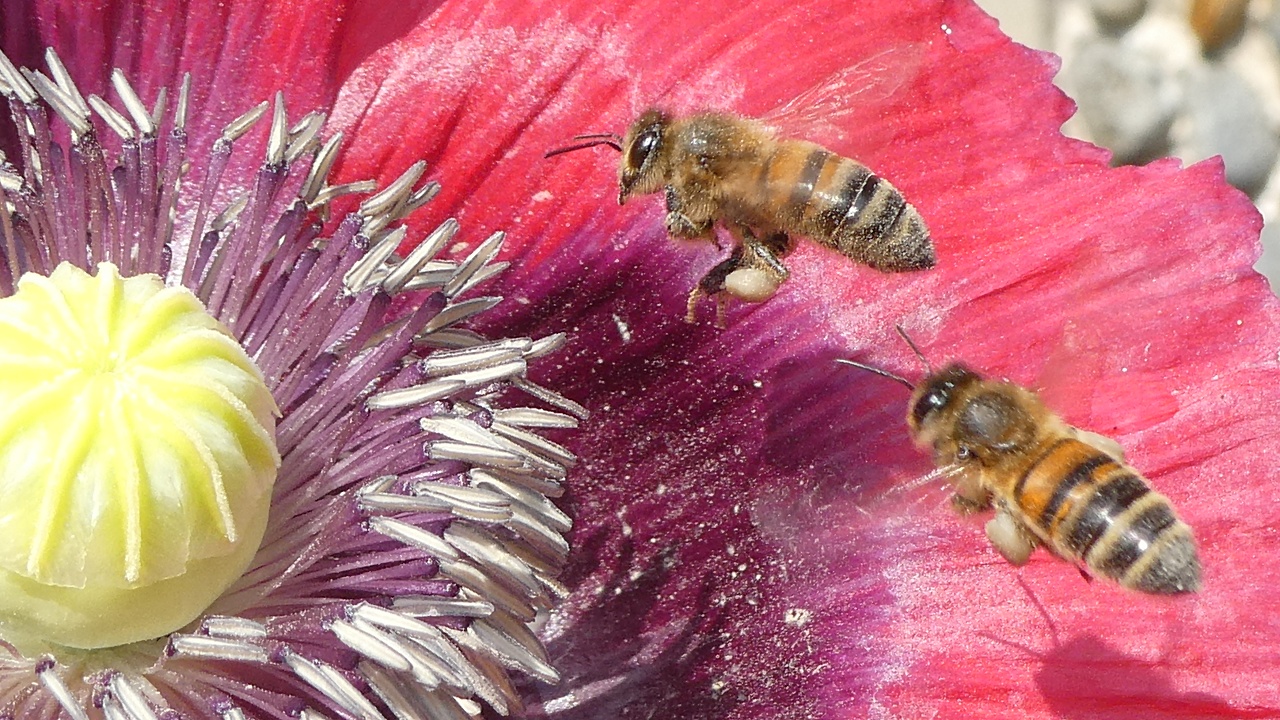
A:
[684,292,701,324]
[759,230,797,260]
[686,246,746,324]
[686,229,791,322]
[667,213,713,241]
[664,186,715,240]
[985,509,1038,566]
[951,493,989,515]
[714,294,730,329]
[950,472,991,515]
[721,228,790,303]
[737,228,792,276]
[684,286,732,328]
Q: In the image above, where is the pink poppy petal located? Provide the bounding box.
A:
[326,0,1280,716]
[0,0,427,154]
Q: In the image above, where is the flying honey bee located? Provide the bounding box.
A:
[546,51,936,324]
[840,330,1202,595]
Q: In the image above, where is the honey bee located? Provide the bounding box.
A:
[548,109,935,324]
[840,331,1202,595]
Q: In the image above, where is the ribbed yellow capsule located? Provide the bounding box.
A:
[0,262,279,650]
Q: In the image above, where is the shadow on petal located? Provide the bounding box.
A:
[1034,634,1271,720]
[516,527,729,718]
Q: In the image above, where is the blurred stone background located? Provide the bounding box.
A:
[975,0,1280,293]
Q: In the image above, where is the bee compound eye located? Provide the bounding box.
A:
[922,384,951,415]
[911,379,954,427]
[629,127,660,169]
[925,388,948,410]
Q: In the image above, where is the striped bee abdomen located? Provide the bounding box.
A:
[1010,438,1201,594]
[753,141,935,272]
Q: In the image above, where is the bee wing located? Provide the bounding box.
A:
[1035,319,1109,426]
[759,43,927,148]
[1035,317,1179,436]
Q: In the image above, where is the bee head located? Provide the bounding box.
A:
[906,363,978,441]
[618,109,670,204]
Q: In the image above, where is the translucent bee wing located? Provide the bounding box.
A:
[759,43,927,148]
[1034,318,1110,428]
[1035,317,1179,435]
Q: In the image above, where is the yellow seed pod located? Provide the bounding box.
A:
[0,262,279,649]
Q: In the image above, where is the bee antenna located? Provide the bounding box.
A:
[572,132,624,142]
[544,134,623,158]
[895,325,934,376]
[835,358,915,390]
